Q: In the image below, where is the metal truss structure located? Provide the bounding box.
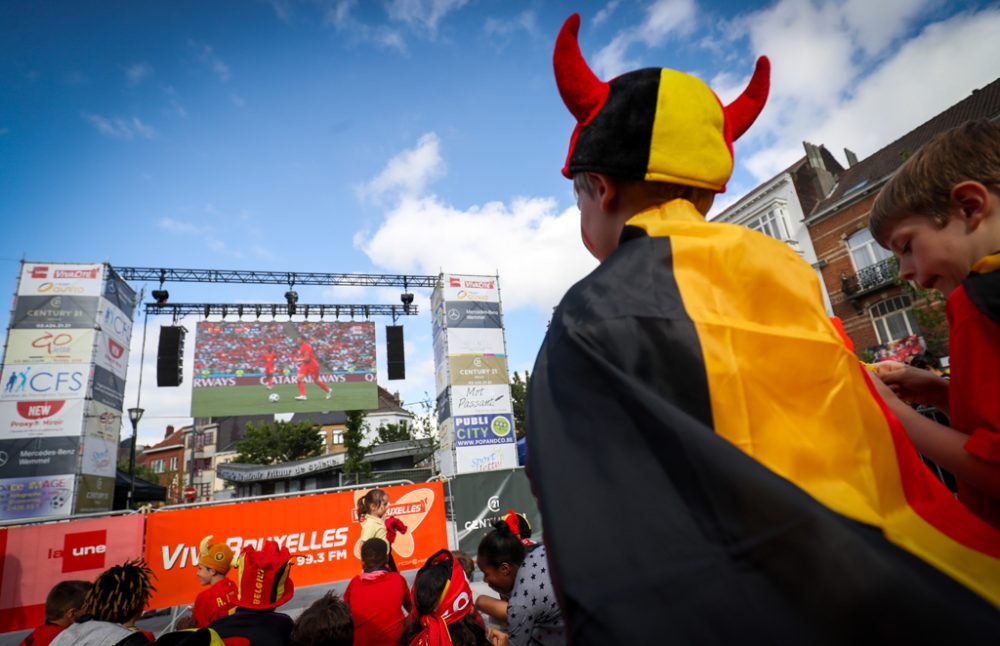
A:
[113,266,439,288]
[143,302,417,319]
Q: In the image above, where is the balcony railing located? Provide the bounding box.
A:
[841,257,896,297]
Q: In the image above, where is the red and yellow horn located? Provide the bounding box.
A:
[553,13,609,124]
[724,56,771,142]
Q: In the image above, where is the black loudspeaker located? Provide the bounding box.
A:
[386,325,405,380]
[157,326,186,387]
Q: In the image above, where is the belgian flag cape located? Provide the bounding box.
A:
[526,199,1000,644]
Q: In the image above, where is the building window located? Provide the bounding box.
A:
[745,208,789,241]
[870,295,920,344]
[332,431,344,445]
[151,459,165,474]
[169,456,178,471]
[848,227,893,270]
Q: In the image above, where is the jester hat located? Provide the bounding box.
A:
[554,13,769,192]
[234,540,294,610]
[198,535,234,575]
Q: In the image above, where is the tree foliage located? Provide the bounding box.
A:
[118,459,160,484]
[343,410,372,477]
[376,421,416,444]
[235,419,324,465]
[510,370,530,439]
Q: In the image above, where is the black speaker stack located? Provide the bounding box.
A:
[157,326,186,387]
[386,325,405,380]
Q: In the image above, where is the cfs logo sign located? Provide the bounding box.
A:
[102,307,133,340]
[48,530,108,573]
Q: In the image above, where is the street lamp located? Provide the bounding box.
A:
[127,407,145,508]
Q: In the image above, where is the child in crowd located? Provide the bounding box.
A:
[474,523,562,646]
[342,538,411,646]
[50,561,155,646]
[525,12,1000,642]
[209,540,295,646]
[451,550,502,630]
[400,550,486,646]
[20,581,92,646]
[869,118,1000,528]
[189,536,237,628]
[289,592,353,646]
[356,488,398,570]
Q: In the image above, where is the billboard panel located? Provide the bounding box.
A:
[446,328,506,356]
[444,301,502,329]
[83,401,122,442]
[144,482,446,610]
[448,355,508,386]
[80,435,117,477]
[102,270,138,319]
[452,384,511,417]
[454,414,515,448]
[0,436,80,479]
[74,474,116,513]
[191,321,378,416]
[442,274,500,303]
[4,328,96,364]
[0,473,75,520]
[11,295,100,330]
[451,469,543,554]
[455,443,518,474]
[0,399,86,440]
[17,263,104,297]
[0,364,88,402]
[0,514,143,632]
[91,365,125,410]
[93,329,130,379]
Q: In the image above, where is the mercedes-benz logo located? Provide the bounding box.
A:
[0,452,8,467]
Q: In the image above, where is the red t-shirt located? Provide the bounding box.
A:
[193,577,238,627]
[344,571,412,646]
[19,623,63,646]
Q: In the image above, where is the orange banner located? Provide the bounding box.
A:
[144,482,447,610]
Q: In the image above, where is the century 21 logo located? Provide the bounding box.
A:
[31,332,72,355]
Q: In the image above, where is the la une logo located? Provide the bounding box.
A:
[49,529,108,573]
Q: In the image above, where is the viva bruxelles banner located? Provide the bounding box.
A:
[144,482,447,610]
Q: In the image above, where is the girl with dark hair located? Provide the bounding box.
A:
[399,550,487,646]
[289,591,353,646]
[474,522,563,646]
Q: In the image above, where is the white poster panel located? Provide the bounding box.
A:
[81,435,117,477]
[98,299,134,345]
[442,274,500,303]
[446,328,506,356]
[18,263,104,297]
[0,473,75,521]
[0,364,89,402]
[451,384,512,417]
[94,329,130,380]
[0,399,87,440]
[455,443,518,474]
[84,401,123,442]
[4,328,96,365]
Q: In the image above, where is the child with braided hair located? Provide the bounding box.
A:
[50,560,156,646]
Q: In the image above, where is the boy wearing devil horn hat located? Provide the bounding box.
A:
[188,535,237,628]
[526,12,1000,644]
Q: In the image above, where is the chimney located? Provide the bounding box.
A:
[802,141,837,197]
[165,425,175,439]
[844,148,859,167]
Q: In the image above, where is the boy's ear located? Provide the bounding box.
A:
[951,181,990,230]
[588,173,617,212]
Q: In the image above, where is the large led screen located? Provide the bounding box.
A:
[191,322,378,416]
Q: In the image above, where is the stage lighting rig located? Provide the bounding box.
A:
[401,292,415,313]
[152,289,169,304]
[285,289,299,315]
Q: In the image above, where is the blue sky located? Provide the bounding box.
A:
[2,0,999,445]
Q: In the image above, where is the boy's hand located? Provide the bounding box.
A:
[487,628,510,646]
[873,360,949,410]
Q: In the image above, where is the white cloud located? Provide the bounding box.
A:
[82,113,157,140]
[385,0,470,34]
[484,11,537,39]
[125,62,152,86]
[157,217,204,234]
[592,0,697,78]
[191,41,231,82]
[360,194,596,312]
[326,2,409,53]
[735,4,1000,180]
[357,132,446,203]
[230,92,246,108]
[592,0,622,27]
[327,0,356,28]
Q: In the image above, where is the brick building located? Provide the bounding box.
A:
[137,425,186,503]
[806,77,1000,356]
